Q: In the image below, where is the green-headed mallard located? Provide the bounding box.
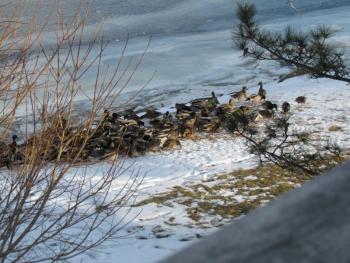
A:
[262,101,277,111]
[208,91,219,107]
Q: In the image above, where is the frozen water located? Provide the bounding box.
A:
[3,0,350,110]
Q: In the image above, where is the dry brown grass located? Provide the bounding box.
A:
[136,152,349,225]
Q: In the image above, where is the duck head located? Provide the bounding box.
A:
[103,109,110,117]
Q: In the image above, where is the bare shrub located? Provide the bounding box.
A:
[0,2,145,262]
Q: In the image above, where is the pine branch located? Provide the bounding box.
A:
[234,3,350,83]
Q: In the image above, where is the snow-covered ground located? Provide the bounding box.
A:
[72,76,350,263]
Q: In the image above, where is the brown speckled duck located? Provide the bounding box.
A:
[230,86,248,100]
[162,129,181,150]
[258,109,274,119]
[295,96,306,105]
[282,101,291,114]
[258,82,267,97]
[141,108,162,119]
[247,94,265,103]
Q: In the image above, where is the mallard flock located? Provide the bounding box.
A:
[0,83,306,167]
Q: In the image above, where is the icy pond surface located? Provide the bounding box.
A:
[5,0,350,110]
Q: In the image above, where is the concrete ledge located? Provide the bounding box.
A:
[162,162,350,263]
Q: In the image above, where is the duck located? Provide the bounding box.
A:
[162,138,181,150]
[123,109,141,122]
[162,129,181,150]
[2,135,22,168]
[141,108,162,119]
[0,140,7,165]
[175,103,192,113]
[182,111,197,129]
[166,128,179,140]
[282,101,291,115]
[207,91,219,107]
[149,118,165,130]
[109,136,123,151]
[258,82,267,97]
[237,105,252,114]
[111,112,121,123]
[163,111,173,123]
[90,136,113,151]
[295,96,306,105]
[124,116,144,127]
[200,106,210,117]
[119,136,137,157]
[262,101,278,111]
[190,91,219,110]
[9,135,18,153]
[243,47,249,56]
[199,116,221,133]
[230,86,248,100]
[246,94,265,103]
[124,118,141,127]
[258,109,274,120]
[230,106,252,126]
[215,107,228,122]
[178,116,195,137]
[219,98,236,112]
[146,137,161,153]
[102,109,112,123]
[87,135,113,159]
[176,108,194,120]
[10,135,24,163]
[107,120,121,135]
[181,127,197,139]
[133,138,148,156]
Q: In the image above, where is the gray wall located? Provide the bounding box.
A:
[163,162,350,263]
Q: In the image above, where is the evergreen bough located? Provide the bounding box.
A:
[234,3,350,83]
